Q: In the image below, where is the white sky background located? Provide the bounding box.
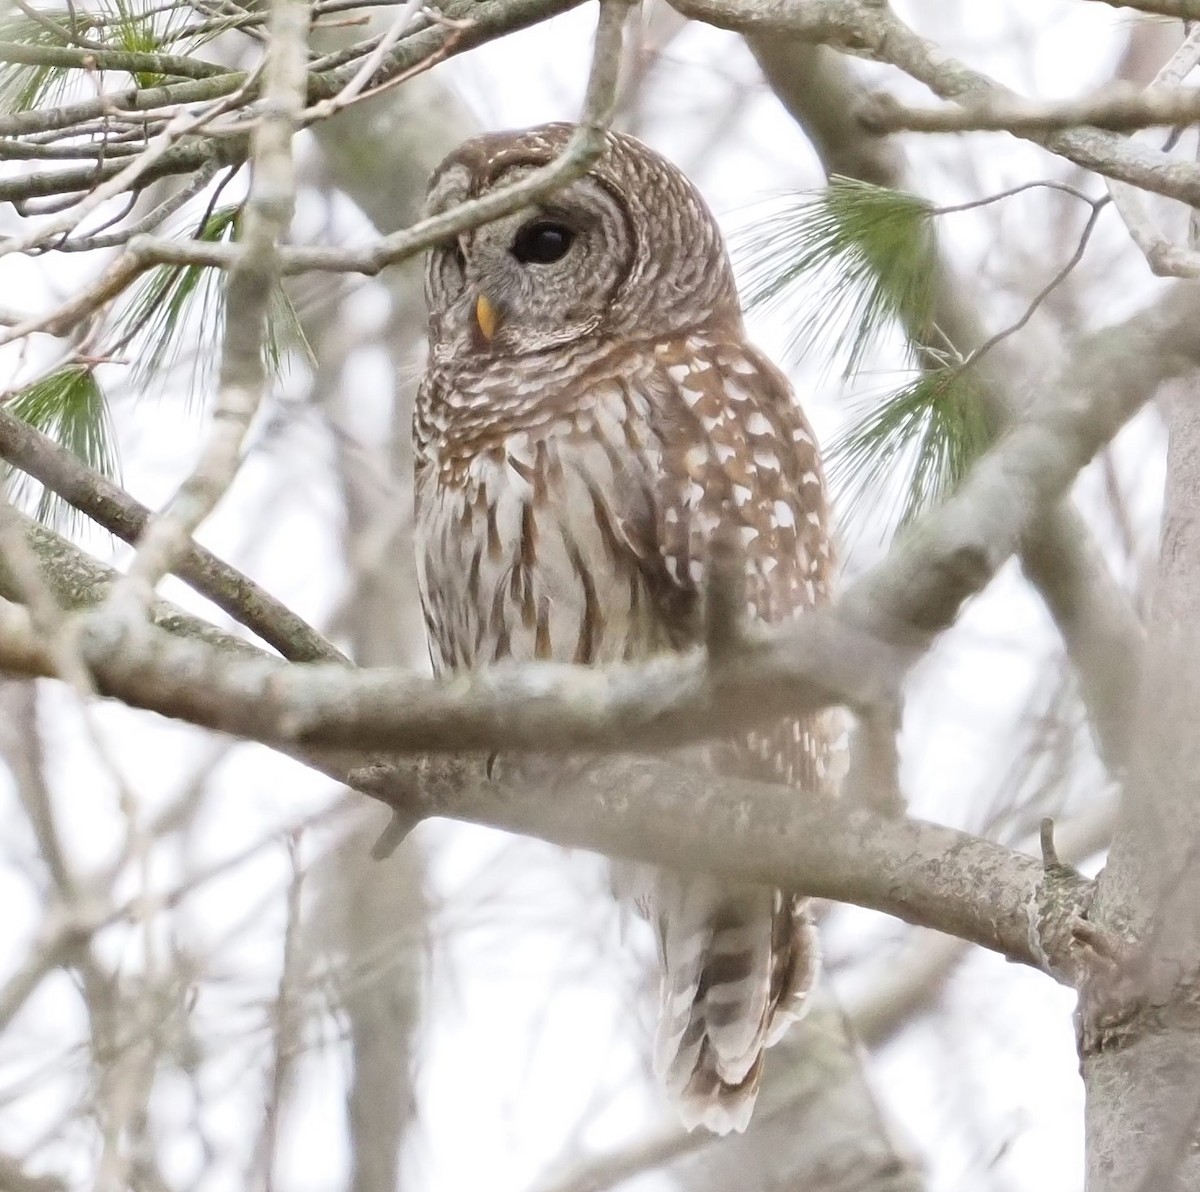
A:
[0,1,1178,1190]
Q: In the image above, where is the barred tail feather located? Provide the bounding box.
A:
[652,881,820,1134]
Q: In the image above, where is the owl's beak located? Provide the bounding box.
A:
[474,293,501,342]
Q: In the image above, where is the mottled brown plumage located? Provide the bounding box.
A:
[415,123,841,1133]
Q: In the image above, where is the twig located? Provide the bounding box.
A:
[299,14,468,121]
[53,158,222,251]
[0,39,231,81]
[251,830,306,1192]
[301,0,424,120]
[963,194,1111,367]
[1105,25,1200,279]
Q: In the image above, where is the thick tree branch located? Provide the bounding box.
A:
[1,284,1195,756]
[1080,389,1200,1190]
[0,508,1089,978]
[0,514,271,662]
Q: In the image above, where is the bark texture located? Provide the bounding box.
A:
[1084,384,1200,1191]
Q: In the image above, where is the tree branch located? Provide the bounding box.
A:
[0,504,1088,978]
[0,280,1193,758]
[858,84,1200,135]
[0,38,231,80]
[0,406,346,663]
[672,0,1200,207]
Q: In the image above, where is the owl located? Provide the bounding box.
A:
[414,123,840,1134]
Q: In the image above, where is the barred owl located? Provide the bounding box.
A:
[415,124,840,1133]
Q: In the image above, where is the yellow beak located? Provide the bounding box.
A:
[475,293,500,341]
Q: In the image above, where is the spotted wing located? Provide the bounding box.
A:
[629,334,842,1133]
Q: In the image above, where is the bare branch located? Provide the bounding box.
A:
[672,0,1200,207]
[858,84,1200,136]
[0,38,231,80]
[0,407,346,663]
[0,511,1093,981]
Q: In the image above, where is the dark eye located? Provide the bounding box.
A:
[511,221,574,264]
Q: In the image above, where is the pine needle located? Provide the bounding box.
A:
[5,364,120,531]
[108,0,167,87]
[738,177,936,377]
[827,369,990,539]
[0,13,80,113]
[112,204,312,402]
[736,178,990,536]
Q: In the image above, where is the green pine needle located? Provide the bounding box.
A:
[738,177,937,378]
[119,204,239,396]
[736,178,993,534]
[5,364,120,531]
[0,13,79,112]
[113,204,312,402]
[0,0,207,111]
[827,368,990,537]
[107,0,167,86]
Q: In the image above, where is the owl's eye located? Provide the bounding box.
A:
[511,221,574,265]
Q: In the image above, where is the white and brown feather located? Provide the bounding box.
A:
[415,124,841,1134]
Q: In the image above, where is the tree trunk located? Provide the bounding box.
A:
[1083,379,1200,1191]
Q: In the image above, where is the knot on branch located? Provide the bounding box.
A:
[856,91,904,136]
[917,539,996,634]
[1027,816,1099,984]
[1028,818,1136,994]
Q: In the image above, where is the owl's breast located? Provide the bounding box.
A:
[414,380,666,674]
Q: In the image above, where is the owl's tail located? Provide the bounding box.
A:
[652,879,819,1134]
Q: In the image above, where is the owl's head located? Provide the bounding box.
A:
[423,123,742,362]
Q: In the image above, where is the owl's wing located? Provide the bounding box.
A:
[618,333,843,1133]
[639,334,839,782]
